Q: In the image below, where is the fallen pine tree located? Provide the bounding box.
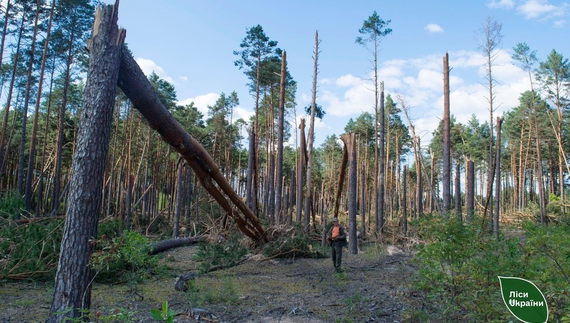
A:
[148,235,208,255]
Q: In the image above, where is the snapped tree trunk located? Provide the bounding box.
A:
[47,4,125,321]
[334,144,348,218]
[117,46,265,243]
[341,133,358,254]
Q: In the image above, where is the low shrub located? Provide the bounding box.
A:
[90,230,159,283]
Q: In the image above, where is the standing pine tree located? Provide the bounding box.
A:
[233,25,280,216]
[356,11,392,233]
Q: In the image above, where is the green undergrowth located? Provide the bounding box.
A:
[91,229,161,283]
[0,202,162,283]
[411,214,570,322]
[192,234,249,273]
[0,216,63,280]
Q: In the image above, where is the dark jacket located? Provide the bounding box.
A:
[327,224,348,247]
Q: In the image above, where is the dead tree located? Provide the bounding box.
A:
[334,144,348,218]
[305,31,320,234]
[341,133,358,254]
[398,93,441,216]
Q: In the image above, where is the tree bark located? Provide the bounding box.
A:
[455,160,461,219]
[334,145,348,218]
[494,117,503,240]
[173,161,183,238]
[275,50,286,224]
[442,52,451,213]
[416,136,423,216]
[466,160,475,222]
[296,119,306,224]
[377,82,385,232]
[341,133,358,254]
[47,3,125,321]
[150,236,207,255]
[246,127,256,215]
[402,165,407,234]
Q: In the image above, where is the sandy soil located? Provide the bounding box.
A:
[1,245,421,323]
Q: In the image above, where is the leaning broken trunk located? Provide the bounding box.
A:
[117,46,266,244]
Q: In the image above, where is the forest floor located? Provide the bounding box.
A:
[1,243,423,323]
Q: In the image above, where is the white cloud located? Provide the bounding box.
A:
[517,0,567,19]
[424,23,444,33]
[554,19,567,27]
[336,74,362,87]
[179,76,188,81]
[233,107,254,123]
[487,0,516,9]
[178,92,220,116]
[177,94,254,125]
[317,49,531,145]
[135,57,176,85]
[321,82,374,117]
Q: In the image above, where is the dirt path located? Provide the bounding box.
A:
[1,245,420,323]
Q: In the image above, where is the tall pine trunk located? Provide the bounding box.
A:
[275,51,286,224]
[494,117,503,240]
[442,52,451,213]
[342,133,358,254]
[48,4,125,321]
[304,31,319,233]
[377,82,385,232]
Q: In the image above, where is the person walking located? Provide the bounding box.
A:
[327,217,348,273]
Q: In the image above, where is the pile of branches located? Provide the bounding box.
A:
[260,224,327,259]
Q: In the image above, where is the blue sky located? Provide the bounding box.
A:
[107,0,570,149]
